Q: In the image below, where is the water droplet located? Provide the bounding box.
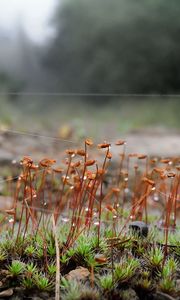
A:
[171,213,175,221]
[85,207,89,212]
[124,177,128,182]
[8,218,14,223]
[124,188,129,194]
[153,194,159,201]
[94,221,100,226]
[62,217,69,223]
[151,186,156,191]
[12,159,17,164]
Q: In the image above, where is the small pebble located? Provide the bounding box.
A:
[65,266,90,281]
[0,288,13,298]
[129,221,148,237]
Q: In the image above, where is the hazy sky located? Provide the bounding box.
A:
[0,0,57,42]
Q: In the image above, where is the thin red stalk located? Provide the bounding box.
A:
[98,147,110,246]
[16,169,29,241]
[23,168,34,238]
[76,179,91,230]
[12,177,22,235]
[54,155,72,224]
[116,144,126,186]
[85,178,98,228]
[144,158,149,223]
[163,178,174,262]
[172,173,179,228]
[130,165,138,220]
[66,144,89,246]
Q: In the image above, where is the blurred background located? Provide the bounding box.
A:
[0,0,179,156]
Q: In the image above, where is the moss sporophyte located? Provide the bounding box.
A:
[0,138,179,299]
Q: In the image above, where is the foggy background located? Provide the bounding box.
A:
[0,0,180,137]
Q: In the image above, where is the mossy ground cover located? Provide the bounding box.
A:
[0,138,179,299]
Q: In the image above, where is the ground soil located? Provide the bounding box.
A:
[0,129,179,166]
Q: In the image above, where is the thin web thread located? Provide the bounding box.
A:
[0,92,180,97]
[0,128,79,144]
[0,128,125,145]
[0,168,47,184]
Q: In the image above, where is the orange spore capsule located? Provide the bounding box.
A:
[76,149,86,156]
[85,160,96,166]
[115,140,126,145]
[98,143,111,149]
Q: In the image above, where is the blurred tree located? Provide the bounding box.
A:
[44,0,180,100]
[0,71,23,101]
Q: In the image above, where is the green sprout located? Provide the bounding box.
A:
[60,279,81,300]
[168,232,180,257]
[0,248,7,261]
[61,254,70,264]
[47,263,56,276]
[24,245,36,257]
[47,242,56,256]
[73,236,94,267]
[22,277,34,289]
[158,257,178,294]
[79,287,100,300]
[0,238,13,252]
[14,236,26,255]
[25,262,37,277]
[146,247,164,268]
[136,278,153,291]
[161,257,178,278]
[34,234,44,258]
[36,246,44,258]
[159,277,176,294]
[66,247,76,258]
[8,260,25,277]
[99,274,114,291]
[75,238,92,257]
[88,235,108,253]
[34,273,52,291]
[60,277,70,290]
[114,257,139,283]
